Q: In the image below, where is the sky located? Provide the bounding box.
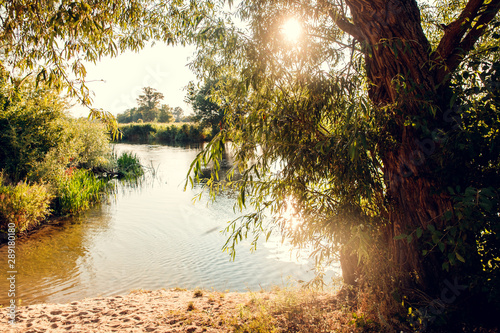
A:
[68,5,299,119]
[70,44,197,118]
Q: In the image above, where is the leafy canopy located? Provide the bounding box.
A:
[187,1,500,318]
[0,0,217,131]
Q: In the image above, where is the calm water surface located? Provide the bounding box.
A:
[0,143,340,306]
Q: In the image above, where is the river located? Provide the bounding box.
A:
[0,143,340,306]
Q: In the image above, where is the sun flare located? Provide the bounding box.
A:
[281,18,302,43]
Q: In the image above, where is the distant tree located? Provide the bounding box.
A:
[116,108,134,123]
[137,87,164,111]
[136,87,164,122]
[181,115,196,123]
[158,104,174,123]
[186,80,224,135]
[173,106,184,122]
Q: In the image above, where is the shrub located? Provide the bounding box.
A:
[68,118,113,170]
[0,173,53,234]
[0,77,67,182]
[118,123,156,142]
[28,117,113,184]
[116,123,208,144]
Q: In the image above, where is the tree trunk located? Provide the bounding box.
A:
[343,0,456,293]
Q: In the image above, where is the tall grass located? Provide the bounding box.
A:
[229,287,372,333]
[116,152,144,179]
[53,169,109,216]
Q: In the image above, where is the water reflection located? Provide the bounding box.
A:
[0,143,340,306]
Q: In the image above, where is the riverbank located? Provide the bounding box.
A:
[115,122,212,144]
[0,288,358,333]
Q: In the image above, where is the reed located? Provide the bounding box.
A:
[53,169,109,216]
[116,152,144,179]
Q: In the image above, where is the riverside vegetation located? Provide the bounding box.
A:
[0,70,143,241]
[0,0,499,331]
[116,122,212,144]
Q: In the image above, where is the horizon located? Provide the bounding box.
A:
[70,43,197,118]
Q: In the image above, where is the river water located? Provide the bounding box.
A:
[0,143,340,306]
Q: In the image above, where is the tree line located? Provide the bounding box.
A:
[116,87,185,123]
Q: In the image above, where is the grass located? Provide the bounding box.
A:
[187,301,196,311]
[116,152,144,179]
[227,287,372,333]
[53,168,110,216]
[162,286,374,332]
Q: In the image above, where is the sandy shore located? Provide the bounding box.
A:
[0,289,256,333]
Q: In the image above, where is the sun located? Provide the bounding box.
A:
[281,18,302,43]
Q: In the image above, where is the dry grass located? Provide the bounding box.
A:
[224,287,378,333]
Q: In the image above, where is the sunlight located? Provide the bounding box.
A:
[281,18,302,43]
[282,196,301,231]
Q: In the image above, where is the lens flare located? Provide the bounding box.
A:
[281,18,302,43]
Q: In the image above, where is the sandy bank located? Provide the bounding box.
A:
[0,289,255,333]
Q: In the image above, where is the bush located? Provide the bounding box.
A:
[28,117,113,184]
[0,173,53,233]
[0,77,67,181]
[118,123,156,142]
[0,70,117,238]
[116,122,208,144]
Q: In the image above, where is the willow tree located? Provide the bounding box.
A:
[189,0,500,328]
[0,0,214,132]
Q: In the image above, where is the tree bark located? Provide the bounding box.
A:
[341,0,455,292]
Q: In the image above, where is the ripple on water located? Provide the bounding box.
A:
[0,143,340,306]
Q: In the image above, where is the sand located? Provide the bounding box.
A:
[0,289,255,333]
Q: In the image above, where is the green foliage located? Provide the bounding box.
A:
[0,71,68,182]
[116,152,144,179]
[0,0,216,131]
[116,123,157,142]
[172,106,184,122]
[186,79,225,136]
[116,87,178,124]
[0,174,53,234]
[117,122,208,143]
[0,68,116,235]
[187,0,500,329]
[53,169,109,216]
[28,117,113,184]
[158,105,175,123]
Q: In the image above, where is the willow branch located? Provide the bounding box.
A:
[434,0,500,82]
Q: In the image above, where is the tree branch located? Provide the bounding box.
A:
[327,9,364,41]
[434,0,500,82]
[449,0,500,67]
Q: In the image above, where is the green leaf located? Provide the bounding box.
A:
[438,242,445,252]
[416,227,423,238]
[455,252,466,263]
